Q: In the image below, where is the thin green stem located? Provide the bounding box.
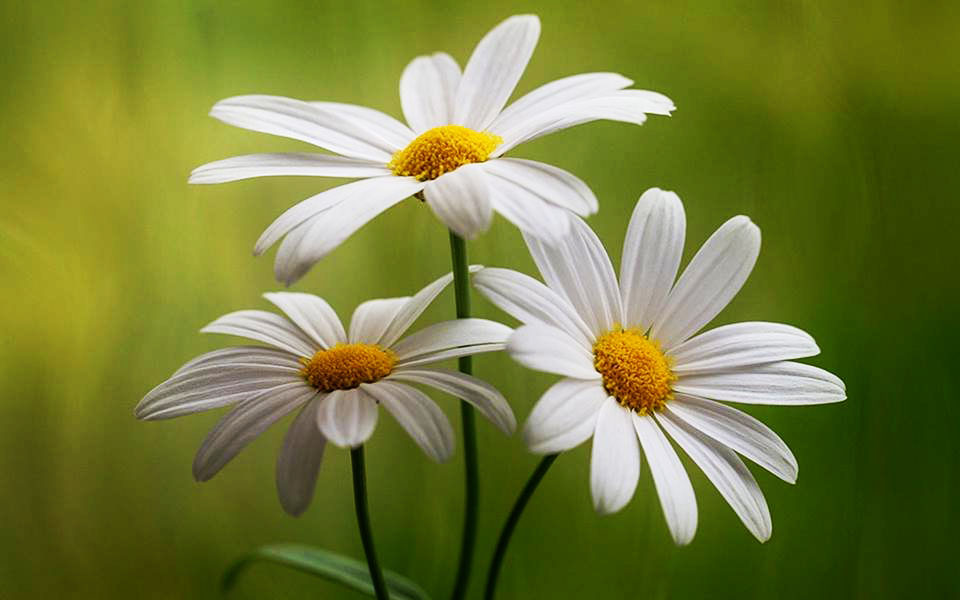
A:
[448,231,478,600]
[350,446,389,600]
[484,454,559,600]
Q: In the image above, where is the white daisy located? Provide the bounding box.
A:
[473,189,845,544]
[136,270,516,516]
[190,14,674,284]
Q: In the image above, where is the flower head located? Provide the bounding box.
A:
[137,270,516,516]
[190,15,674,284]
[474,189,845,544]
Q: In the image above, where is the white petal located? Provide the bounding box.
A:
[273,177,425,285]
[523,216,623,335]
[423,164,493,239]
[255,177,416,256]
[348,297,410,344]
[670,322,819,375]
[506,323,599,380]
[263,292,347,349]
[137,360,303,420]
[454,15,541,130]
[201,310,317,357]
[392,318,512,363]
[632,413,698,545]
[495,90,676,155]
[388,368,515,435]
[171,346,303,378]
[666,395,797,483]
[209,95,395,162]
[400,52,462,133]
[487,173,572,244]
[276,397,327,516]
[377,267,481,348]
[484,158,597,215]
[656,410,772,542]
[620,188,685,331]
[523,378,606,453]
[192,382,313,481]
[390,343,504,369]
[590,397,641,515]
[651,215,761,349]
[189,153,389,184]
[362,381,455,461]
[316,388,379,448]
[308,101,415,150]
[489,72,634,137]
[473,267,594,349]
[673,361,846,405]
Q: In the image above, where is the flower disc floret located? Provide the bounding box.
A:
[593,329,675,414]
[300,343,395,392]
[389,125,502,181]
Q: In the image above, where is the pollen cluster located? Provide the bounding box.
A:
[300,343,395,392]
[389,125,502,181]
[593,329,675,414]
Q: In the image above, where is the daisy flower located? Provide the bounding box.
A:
[190,14,675,284]
[136,271,516,516]
[473,189,845,543]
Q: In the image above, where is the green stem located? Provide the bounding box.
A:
[350,446,389,600]
[484,454,559,600]
[448,232,478,600]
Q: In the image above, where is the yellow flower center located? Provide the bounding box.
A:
[300,343,395,392]
[593,329,676,415]
[389,125,502,181]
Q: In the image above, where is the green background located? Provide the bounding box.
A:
[2,1,956,598]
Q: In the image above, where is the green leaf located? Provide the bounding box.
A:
[221,543,432,599]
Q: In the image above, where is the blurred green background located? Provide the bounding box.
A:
[2,1,957,598]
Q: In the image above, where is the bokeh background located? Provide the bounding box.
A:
[2,1,957,598]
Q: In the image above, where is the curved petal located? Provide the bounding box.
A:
[348,297,410,344]
[189,153,390,184]
[375,266,480,348]
[666,395,797,483]
[316,388,379,448]
[201,310,317,357]
[170,346,303,378]
[453,15,541,130]
[400,52,462,133]
[496,90,676,155]
[487,173,572,244]
[523,378,606,454]
[273,177,424,285]
[590,397,641,515]
[392,318,512,363]
[523,216,622,336]
[209,95,395,162]
[389,343,504,369]
[632,413,698,545]
[192,382,314,481]
[255,177,414,256]
[506,323,599,380]
[363,381,455,462]
[137,362,303,421]
[673,361,846,406]
[423,164,493,240]
[620,188,686,331]
[276,397,327,516]
[656,410,772,542]
[485,158,597,215]
[263,292,347,349]
[308,101,415,150]
[670,322,819,375]
[651,215,761,350]
[490,72,634,136]
[473,267,594,349]
[387,368,515,435]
